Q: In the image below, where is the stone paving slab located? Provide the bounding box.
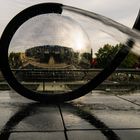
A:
[92,110,140,129]
[0,105,18,130]
[60,105,96,129]
[117,92,140,105]
[67,130,106,140]
[0,90,34,103]
[115,130,140,140]
[0,105,64,132]
[61,104,140,130]
[0,90,140,140]
[13,105,64,131]
[9,132,65,140]
[0,91,64,132]
[67,130,140,140]
[61,91,140,130]
[0,91,20,131]
[72,91,140,110]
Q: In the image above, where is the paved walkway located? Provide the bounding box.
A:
[0,90,140,140]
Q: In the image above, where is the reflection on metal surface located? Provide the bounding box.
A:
[8,13,94,94]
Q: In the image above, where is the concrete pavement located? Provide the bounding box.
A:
[0,90,140,140]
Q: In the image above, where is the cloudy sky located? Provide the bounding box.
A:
[0,0,140,35]
[1,0,140,56]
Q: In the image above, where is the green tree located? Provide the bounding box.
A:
[95,43,139,68]
[120,53,139,68]
[95,44,117,68]
[79,52,91,68]
[9,52,23,68]
[81,52,92,61]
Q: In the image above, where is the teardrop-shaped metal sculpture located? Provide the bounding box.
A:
[0,3,140,103]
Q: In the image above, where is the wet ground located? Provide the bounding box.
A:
[0,90,140,140]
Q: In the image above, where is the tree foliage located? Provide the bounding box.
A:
[79,52,92,68]
[95,43,139,68]
[9,52,23,68]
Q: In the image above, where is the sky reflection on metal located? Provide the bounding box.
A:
[9,14,91,53]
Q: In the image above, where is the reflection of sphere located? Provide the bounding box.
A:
[25,45,74,64]
[8,13,93,84]
[9,13,93,70]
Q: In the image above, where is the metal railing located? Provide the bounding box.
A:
[11,68,140,82]
[0,69,140,91]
